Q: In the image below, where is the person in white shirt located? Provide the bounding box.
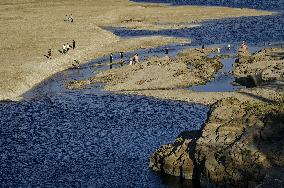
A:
[227,44,231,51]
[129,57,133,65]
[133,53,139,64]
[66,43,71,52]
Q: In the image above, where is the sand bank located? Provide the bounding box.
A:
[66,48,222,90]
[0,0,272,100]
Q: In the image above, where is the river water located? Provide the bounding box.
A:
[1,1,284,188]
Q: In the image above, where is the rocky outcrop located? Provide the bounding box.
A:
[149,97,284,187]
[196,98,284,187]
[234,47,284,87]
[149,131,200,180]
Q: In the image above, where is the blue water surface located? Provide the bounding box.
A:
[132,0,284,11]
[0,94,208,187]
[109,14,284,46]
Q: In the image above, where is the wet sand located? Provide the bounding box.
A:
[0,0,272,100]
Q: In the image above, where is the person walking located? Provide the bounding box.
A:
[110,53,113,69]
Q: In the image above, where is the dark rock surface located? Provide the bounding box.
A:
[150,97,284,187]
[149,131,200,180]
[234,47,284,87]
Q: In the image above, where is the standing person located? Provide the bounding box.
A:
[64,15,68,22]
[241,41,247,49]
[134,53,139,64]
[241,41,248,53]
[120,52,124,66]
[217,47,221,54]
[110,53,113,69]
[70,14,74,22]
[129,57,133,65]
[72,40,76,49]
[202,44,205,50]
[165,48,169,54]
[227,44,231,51]
[66,43,70,52]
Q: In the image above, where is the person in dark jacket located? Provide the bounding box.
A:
[110,53,113,69]
[72,40,76,49]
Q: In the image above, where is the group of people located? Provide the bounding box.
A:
[201,44,232,54]
[64,14,74,22]
[43,14,75,60]
[129,53,139,65]
[61,40,76,54]
[44,40,76,59]
[109,52,139,69]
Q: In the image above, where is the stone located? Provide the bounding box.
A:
[149,131,200,180]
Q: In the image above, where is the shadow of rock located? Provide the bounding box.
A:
[253,111,284,187]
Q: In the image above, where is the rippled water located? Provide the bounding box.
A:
[132,0,284,10]
[108,13,284,46]
[0,94,208,187]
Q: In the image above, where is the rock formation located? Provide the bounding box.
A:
[149,97,284,187]
[234,47,284,87]
[149,131,200,180]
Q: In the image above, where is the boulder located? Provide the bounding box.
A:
[149,97,284,187]
[149,131,200,180]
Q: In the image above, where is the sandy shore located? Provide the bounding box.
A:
[0,0,273,100]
